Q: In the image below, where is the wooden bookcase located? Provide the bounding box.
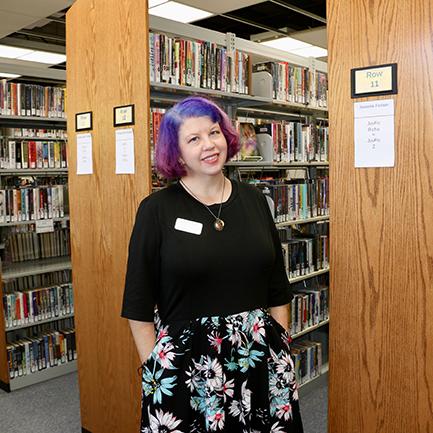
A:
[328,0,433,432]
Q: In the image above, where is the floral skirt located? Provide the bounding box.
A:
[140,308,304,433]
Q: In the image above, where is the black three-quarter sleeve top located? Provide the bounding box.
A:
[121,180,292,324]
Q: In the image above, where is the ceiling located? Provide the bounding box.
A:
[0,0,327,82]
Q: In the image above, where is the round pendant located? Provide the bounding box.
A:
[214,218,225,231]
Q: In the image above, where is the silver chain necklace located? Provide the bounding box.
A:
[180,177,226,231]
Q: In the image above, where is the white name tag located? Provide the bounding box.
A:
[174,218,203,235]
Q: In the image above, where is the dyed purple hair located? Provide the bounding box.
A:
[155,96,240,179]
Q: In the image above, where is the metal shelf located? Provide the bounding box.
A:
[2,256,72,280]
[0,168,68,175]
[226,161,329,168]
[298,363,329,390]
[9,359,77,391]
[0,115,66,122]
[149,15,328,72]
[276,215,329,228]
[288,268,329,284]
[5,313,74,332]
[0,136,67,141]
[0,216,70,227]
[150,83,329,114]
[291,319,329,340]
[150,82,271,107]
[0,115,66,129]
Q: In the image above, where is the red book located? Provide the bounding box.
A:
[28,141,37,168]
[23,293,28,322]
[15,296,21,322]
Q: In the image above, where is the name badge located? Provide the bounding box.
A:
[174,218,203,235]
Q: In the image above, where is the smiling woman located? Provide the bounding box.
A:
[122,96,304,433]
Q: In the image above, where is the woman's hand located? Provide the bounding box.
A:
[269,304,289,332]
[128,319,157,364]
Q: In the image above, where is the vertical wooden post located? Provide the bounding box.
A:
[328,1,433,432]
[66,0,150,431]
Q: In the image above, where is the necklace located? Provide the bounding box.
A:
[180,177,226,231]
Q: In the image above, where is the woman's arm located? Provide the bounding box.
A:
[270,304,289,332]
[128,319,157,364]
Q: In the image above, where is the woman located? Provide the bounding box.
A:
[121,96,303,433]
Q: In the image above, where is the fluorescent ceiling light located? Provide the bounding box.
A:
[259,37,327,59]
[0,72,21,78]
[0,44,66,65]
[290,46,328,58]
[0,45,33,58]
[149,0,168,7]
[149,1,213,23]
[17,51,66,65]
[261,37,311,51]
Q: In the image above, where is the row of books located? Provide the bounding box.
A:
[292,340,323,385]
[0,139,68,169]
[3,283,74,329]
[149,32,250,94]
[281,234,329,278]
[7,327,76,379]
[5,226,70,263]
[0,128,67,139]
[0,185,68,223]
[0,81,66,118]
[151,109,329,166]
[259,177,329,222]
[2,270,71,293]
[238,121,328,163]
[289,286,329,335]
[253,62,328,107]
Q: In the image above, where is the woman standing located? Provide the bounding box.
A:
[122,96,303,433]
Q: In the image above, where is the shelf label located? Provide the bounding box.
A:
[351,63,397,98]
[354,99,395,168]
[36,219,54,234]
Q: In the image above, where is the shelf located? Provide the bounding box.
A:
[0,115,66,129]
[0,136,67,141]
[298,362,329,390]
[276,215,329,228]
[0,168,68,175]
[5,313,74,332]
[150,82,329,114]
[288,268,329,284]
[2,256,72,280]
[148,15,328,72]
[150,82,271,107]
[291,319,329,340]
[225,161,329,168]
[0,216,70,227]
[9,359,77,391]
[0,115,66,123]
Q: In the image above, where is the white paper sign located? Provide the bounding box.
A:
[115,128,135,174]
[76,133,93,174]
[354,99,395,168]
[36,219,54,234]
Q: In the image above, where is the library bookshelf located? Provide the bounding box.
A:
[0,109,74,392]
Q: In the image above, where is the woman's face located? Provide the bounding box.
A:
[178,116,228,178]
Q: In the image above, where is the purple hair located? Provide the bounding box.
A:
[155,96,240,179]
